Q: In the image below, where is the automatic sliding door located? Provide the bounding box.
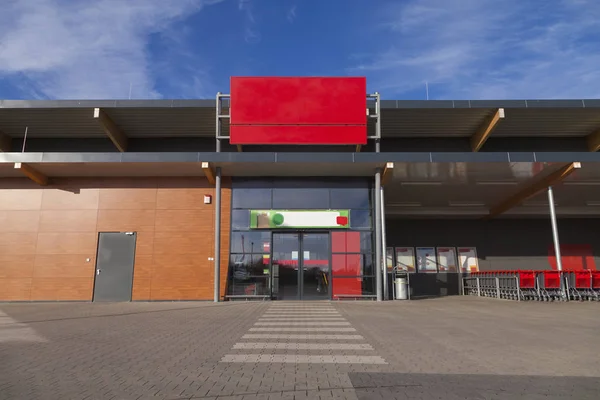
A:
[301,233,330,300]
[272,232,331,300]
[272,233,300,300]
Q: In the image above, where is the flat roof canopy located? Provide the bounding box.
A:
[1,152,599,218]
[384,161,600,217]
[1,99,600,141]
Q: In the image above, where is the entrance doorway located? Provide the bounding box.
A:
[272,232,330,300]
[93,232,137,302]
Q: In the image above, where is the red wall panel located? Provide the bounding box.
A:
[332,278,362,298]
[331,232,361,253]
[230,125,366,145]
[230,77,367,145]
[332,254,361,276]
[231,77,366,125]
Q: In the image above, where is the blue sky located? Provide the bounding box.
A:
[1,0,599,100]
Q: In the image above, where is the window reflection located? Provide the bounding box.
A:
[232,188,272,209]
[231,210,250,230]
[272,188,330,209]
[350,210,371,229]
[330,188,371,209]
[227,255,271,296]
[231,231,271,253]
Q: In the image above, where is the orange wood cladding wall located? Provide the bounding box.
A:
[0,177,231,301]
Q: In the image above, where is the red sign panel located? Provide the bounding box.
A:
[230,77,367,145]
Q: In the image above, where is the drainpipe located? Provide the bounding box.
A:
[214,167,222,302]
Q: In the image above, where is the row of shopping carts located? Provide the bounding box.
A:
[463,270,600,301]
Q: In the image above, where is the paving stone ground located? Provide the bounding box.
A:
[0,297,599,399]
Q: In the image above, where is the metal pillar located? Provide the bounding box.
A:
[548,186,563,272]
[215,92,222,152]
[380,187,388,300]
[375,169,382,301]
[375,92,381,153]
[214,167,222,302]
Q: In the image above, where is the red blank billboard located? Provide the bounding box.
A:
[230,77,367,145]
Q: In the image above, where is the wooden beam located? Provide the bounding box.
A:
[93,108,128,152]
[381,162,394,185]
[237,145,243,152]
[14,163,48,186]
[355,145,362,153]
[471,108,505,152]
[587,128,600,152]
[487,162,581,218]
[0,130,11,152]
[201,162,216,185]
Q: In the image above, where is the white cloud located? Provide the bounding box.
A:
[238,0,261,44]
[287,5,297,23]
[0,0,224,99]
[350,0,600,99]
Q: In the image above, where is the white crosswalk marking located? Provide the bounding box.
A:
[248,327,357,332]
[254,321,351,326]
[221,354,387,364]
[220,303,387,365]
[233,342,374,350]
[242,333,364,340]
[258,317,346,321]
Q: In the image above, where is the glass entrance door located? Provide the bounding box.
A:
[272,233,300,300]
[271,233,330,300]
[301,233,330,300]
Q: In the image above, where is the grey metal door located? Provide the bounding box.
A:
[93,232,137,302]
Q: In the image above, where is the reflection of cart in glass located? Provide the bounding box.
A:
[316,269,329,293]
[228,255,271,299]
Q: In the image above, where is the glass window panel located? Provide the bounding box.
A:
[330,188,371,209]
[232,188,272,209]
[227,255,271,296]
[227,275,271,296]
[360,232,373,252]
[272,188,330,209]
[229,254,270,277]
[362,253,374,276]
[231,210,250,230]
[350,209,372,229]
[361,276,375,296]
[230,231,271,253]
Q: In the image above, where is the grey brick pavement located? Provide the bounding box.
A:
[0,297,598,399]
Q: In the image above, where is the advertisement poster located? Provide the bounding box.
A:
[386,247,394,271]
[458,247,479,273]
[436,247,458,272]
[416,247,437,273]
[395,247,415,272]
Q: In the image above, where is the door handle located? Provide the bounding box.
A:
[96,269,101,275]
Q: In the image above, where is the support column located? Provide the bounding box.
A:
[375,92,381,153]
[214,167,222,302]
[548,186,563,272]
[375,169,382,301]
[380,187,388,300]
[216,92,222,152]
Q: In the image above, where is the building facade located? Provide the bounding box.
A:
[1,77,600,302]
